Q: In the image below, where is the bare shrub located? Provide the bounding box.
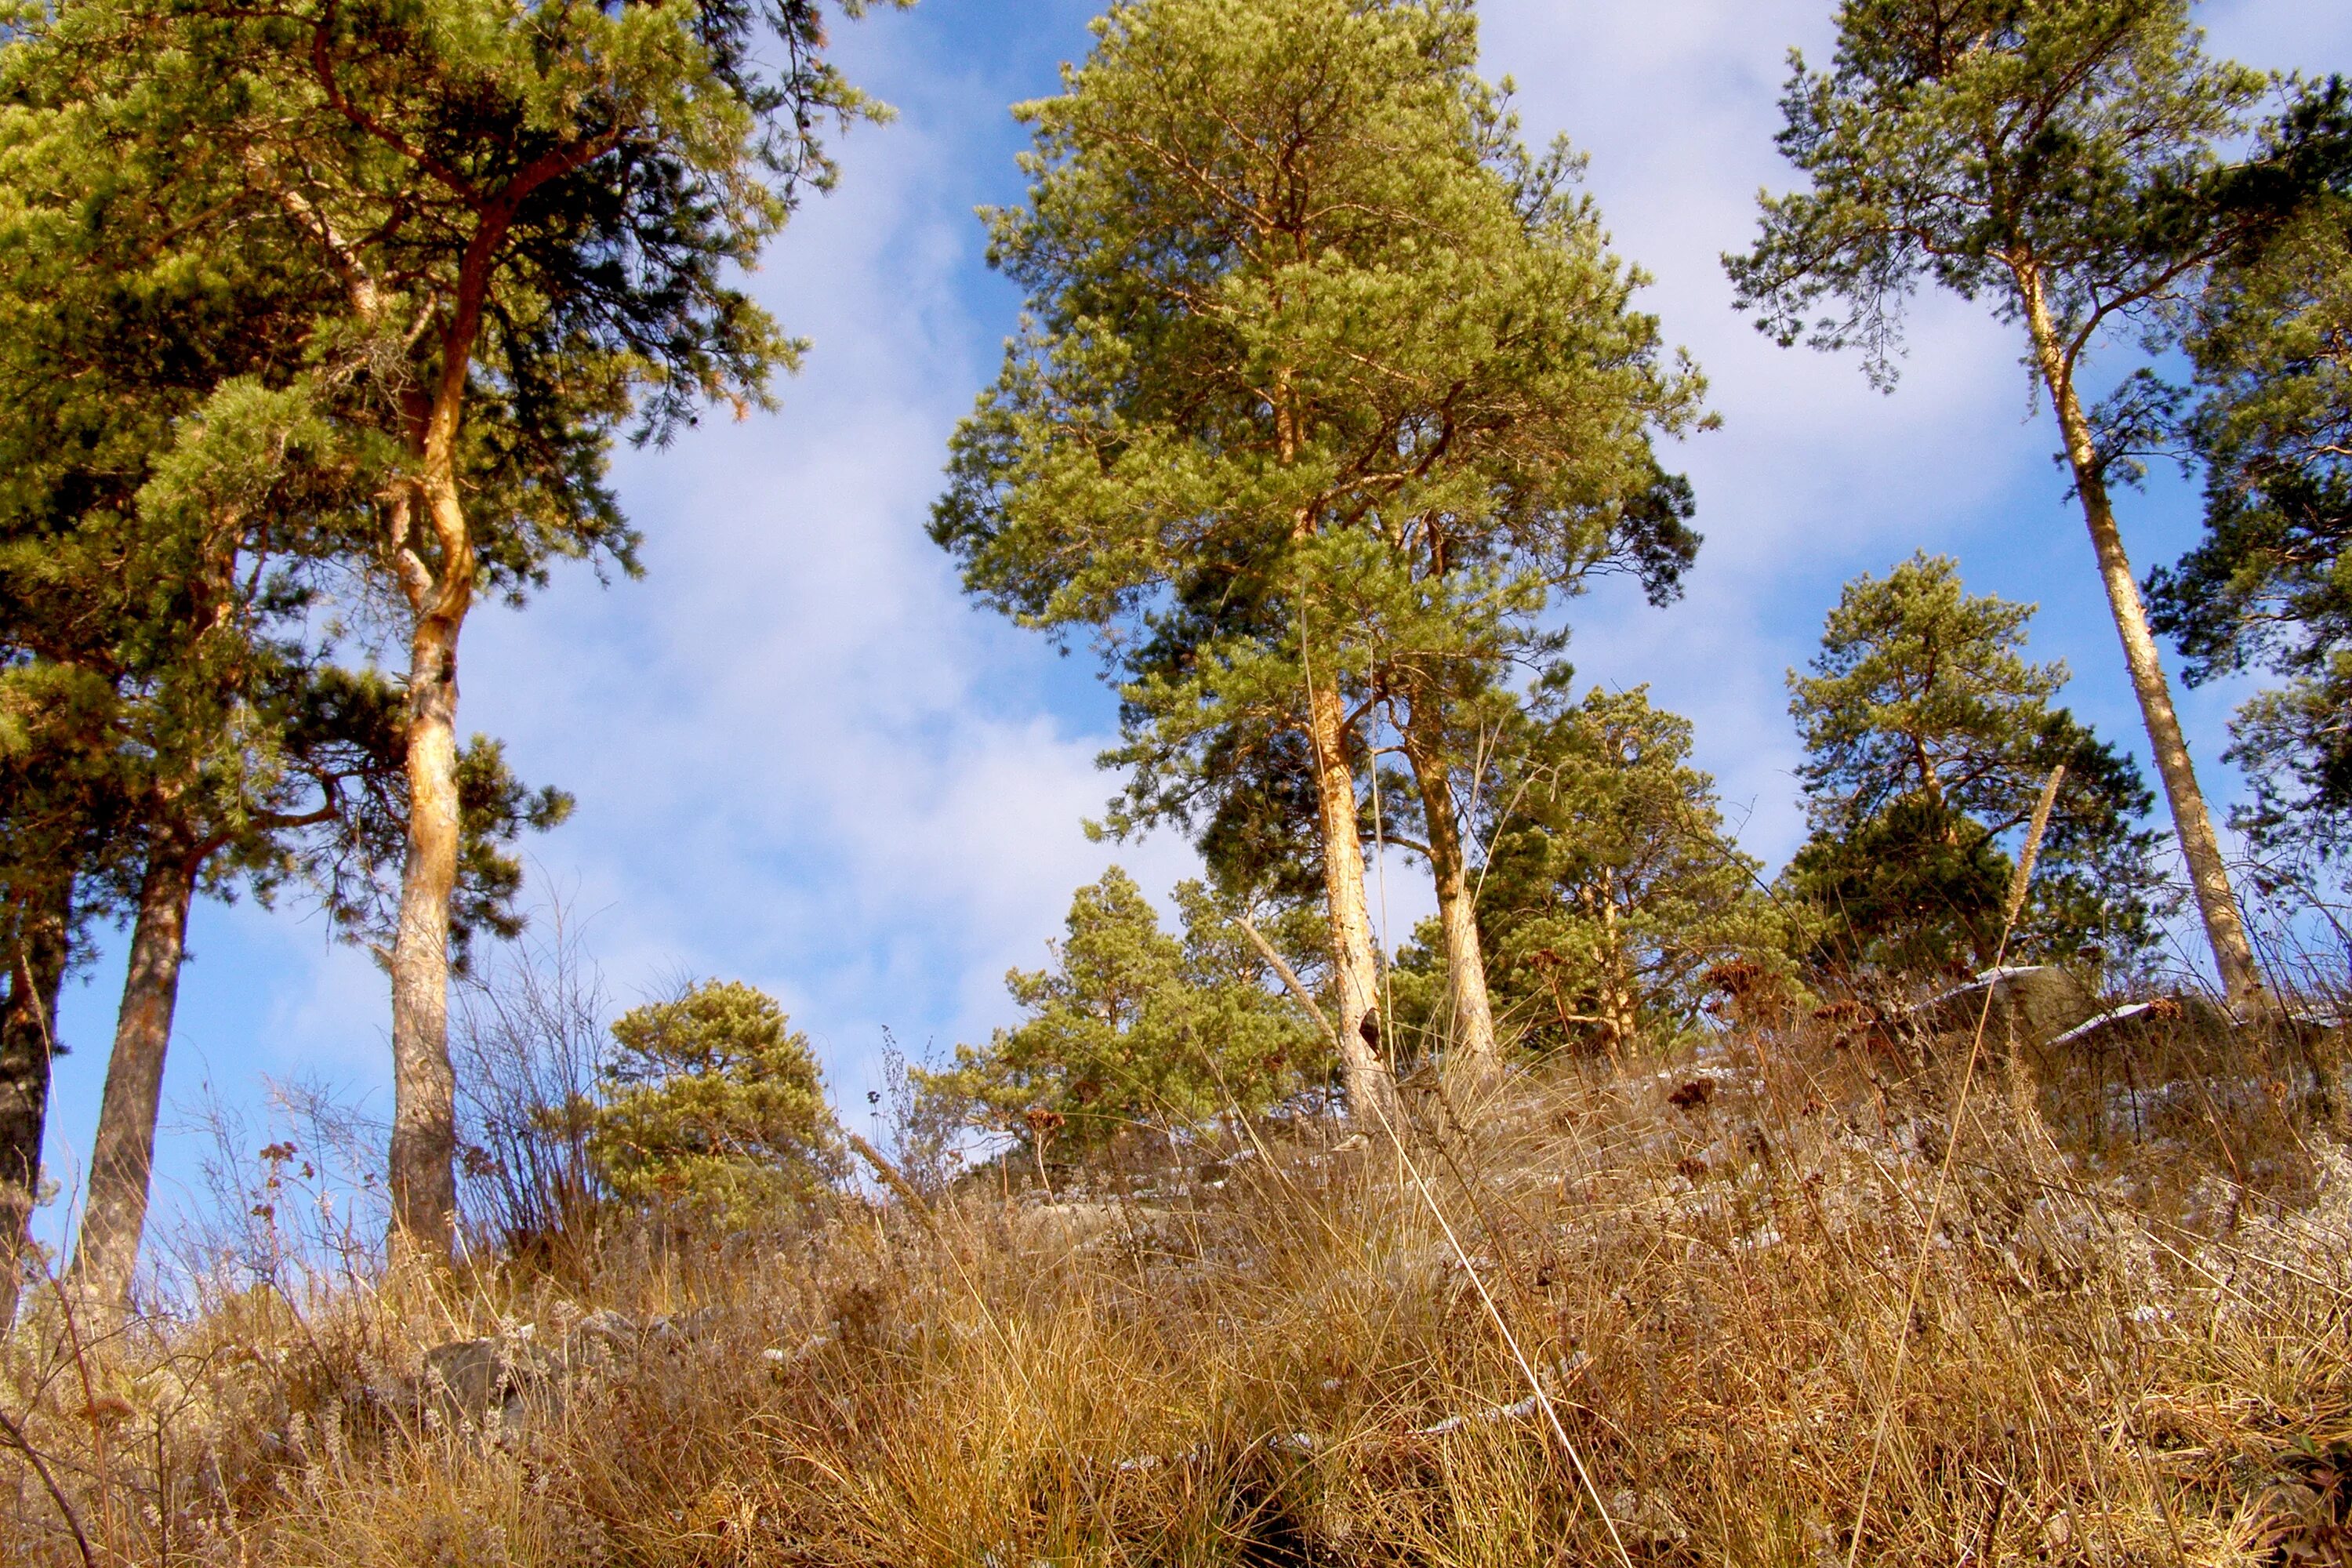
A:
[451,898,612,1265]
[151,1072,391,1315]
[865,1028,968,1200]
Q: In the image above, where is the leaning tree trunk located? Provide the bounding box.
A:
[1399,705,1500,1079]
[2020,275,2264,1008]
[1304,677,1396,1123]
[67,828,202,1316]
[0,879,71,1330]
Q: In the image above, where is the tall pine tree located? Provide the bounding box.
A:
[13,0,902,1265]
[1726,0,2270,1002]
[935,0,1703,1109]
[2149,82,2352,889]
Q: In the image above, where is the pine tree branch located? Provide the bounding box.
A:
[1235,916,1335,1046]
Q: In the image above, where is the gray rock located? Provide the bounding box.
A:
[644,1306,723,1344]
[419,1333,558,1433]
[1913,966,2101,1047]
[2049,993,2236,1050]
[570,1308,637,1348]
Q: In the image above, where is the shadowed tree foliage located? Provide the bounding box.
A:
[0,50,325,1316]
[1726,0,2270,1002]
[918,869,1327,1160]
[1786,554,2159,975]
[589,980,844,1225]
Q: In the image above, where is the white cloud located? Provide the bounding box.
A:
[450,32,1215,1098]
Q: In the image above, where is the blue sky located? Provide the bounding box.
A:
[34,0,2352,1256]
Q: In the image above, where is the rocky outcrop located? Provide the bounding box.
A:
[1911,966,2103,1047]
[405,1308,719,1438]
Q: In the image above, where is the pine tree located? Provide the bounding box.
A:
[590,982,843,1225]
[8,0,899,1264]
[935,0,1704,1108]
[1786,555,2159,975]
[1392,681,1793,1059]
[1726,0,2269,1002]
[918,869,1324,1159]
[0,50,576,1311]
[0,74,358,1312]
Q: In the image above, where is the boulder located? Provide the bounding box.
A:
[406,1308,735,1439]
[418,1330,559,1435]
[2047,993,2236,1051]
[1912,966,2102,1047]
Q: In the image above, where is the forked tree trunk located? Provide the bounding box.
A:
[68,828,203,1316]
[2019,274,2264,1008]
[0,880,71,1330]
[1399,706,1499,1078]
[1304,677,1396,1123]
[387,237,493,1269]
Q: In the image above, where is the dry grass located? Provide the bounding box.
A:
[4,1000,2350,1565]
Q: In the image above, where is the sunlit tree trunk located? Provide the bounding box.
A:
[0,879,71,1330]
[1305,678,1396,1123]
[67,826,203,1315]
[387,240,491,1267]
[1399,706,1499,1079]
[387,495,475,1265]
[2019,268,2263,1007]
[1280,358,1394,1124]
[1595,869,1638,1054]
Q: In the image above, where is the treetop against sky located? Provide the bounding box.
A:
[28,0,2348,1247]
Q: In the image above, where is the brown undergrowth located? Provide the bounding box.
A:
[3,1000,2350,1565]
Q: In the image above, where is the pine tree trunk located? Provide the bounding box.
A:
[387,423,477,1266]
[1304,677,1395,1122]
[2019,274,2263,1007]
[0,879,71,1330]
[1399,707,1499,1078]
[387,241,492,1268]
[1597,868,1638,1055]
[388,588,466,1266]
[67,830,201,1316]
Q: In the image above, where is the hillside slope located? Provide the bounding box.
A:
[3,994,2348,1565]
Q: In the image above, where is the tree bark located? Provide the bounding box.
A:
[67,829,202,1316]
[386,226,496,1269]
[1595,869,1638,1055]
[1304,677,1396,1123]
[387,393,481,1269]
[387,554,468,1267]
[1399,704,1500,1078]
[0,880,71,1330]
[2018,271,2264,1007]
